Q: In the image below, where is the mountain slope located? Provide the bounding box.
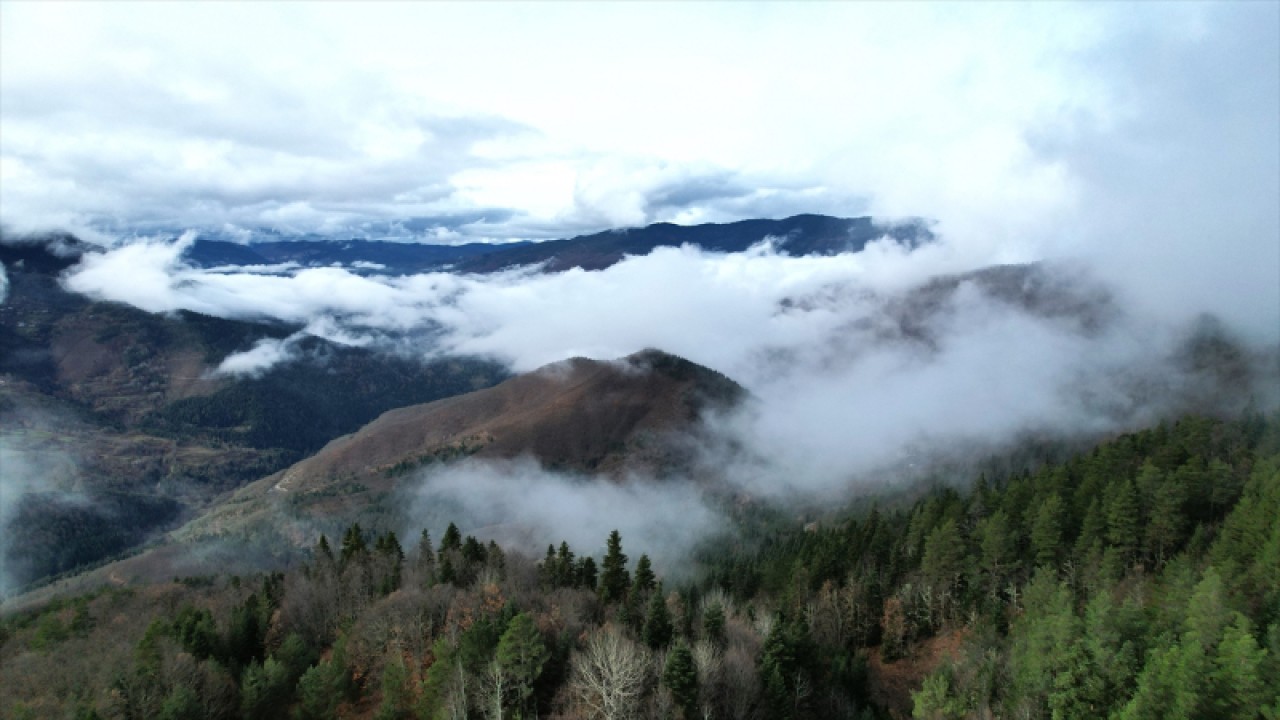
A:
[178,214,930,275]
[453,214,931,273]
[0,235,509,591]
[281,348,745,486]
[153,348,746,563]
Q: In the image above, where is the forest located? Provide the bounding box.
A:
[2,411,1277,719]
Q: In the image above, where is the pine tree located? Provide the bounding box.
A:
[633,554,656,594]
[1030,493,1064,568]
[556,542,576,587]
[496,613,550,718]
[1209,614,1268,717]
[599,530,631,605]
[415,529,436,586]
[642,585,673,649]
[340,524,367,566]
[1106,478,1140,564]
[702,601,725,644]
[315,535,334,565]
[541,545,557,587]
[662,640,699,719]
[977,509,1016,599]
[577,557,598,591]
[374,649,411,720]
[439,523,463,555]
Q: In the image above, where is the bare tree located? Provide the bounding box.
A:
[478,660,510,720]
[568,625,652,720]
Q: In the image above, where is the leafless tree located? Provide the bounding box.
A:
[478,660,511,720]
[568,625,652,720]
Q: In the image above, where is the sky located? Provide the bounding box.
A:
[0,4,1272,245]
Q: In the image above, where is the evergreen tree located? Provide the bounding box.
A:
[541,545,557,587]
[374,649,411,720]
[439,523,463,556]
[315,534,334,565]
[633,554,656,594]
[293,636,354,720]
[1030,493,1064,568]
[977,509,1016,600]
[240,657,291,720]
[340,524,367,566]
[577,556,598,591]
[642,586,674,649]
[556,542,576,587]
[702,601,726,644]
[599,530,631,605]
[415,529,436,586]
[496,613,550,718]
[158,686,202,720]
[1106,478,1141,564]
[1209,615,1269,717]
[663,641,699,719]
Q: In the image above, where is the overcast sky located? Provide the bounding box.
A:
[0,3,1272,244]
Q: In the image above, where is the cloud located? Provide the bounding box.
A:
[401,458,723,576]
[213,335,299,378]
[59,228,1276,509]
[1031,2,1280,342]
[6,2,1273,261]
[0,413,87,596]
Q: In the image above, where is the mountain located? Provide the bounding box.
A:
[179,214,931,275]
[453,214,930,273]
[183,238,528,273]
[0,236,509,591]
[164,349,746,549]
[282,347,745,483]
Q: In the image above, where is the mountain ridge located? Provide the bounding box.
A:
[171,213,931,274]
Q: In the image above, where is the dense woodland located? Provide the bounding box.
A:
[2,412,1278,719]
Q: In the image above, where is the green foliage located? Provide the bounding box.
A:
[29,611,68,650]
[172,605,218,660]
[600,529,631,605]
[375,650,412,720]
[912,667,967,720]
[759,617,815,719]
[633,554,656,594]
[662,641,699,718]
[641,587,673,649]
[496,612,550,717]
[1029,493,1064,568]
[241,657,293,720]
[158,685,202,720]
[439,523,462,555]
[8,412,1278,720]
[702,601,725,643]
[293,635,354,720]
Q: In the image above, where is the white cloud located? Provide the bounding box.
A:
[214,336,299,378]
[404,458,723,576]
[6,1,1273,281]
[60,228,1275,506]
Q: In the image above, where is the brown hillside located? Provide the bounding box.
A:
[278,348,745,487]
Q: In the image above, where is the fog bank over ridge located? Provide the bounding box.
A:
[49,222,1279,517]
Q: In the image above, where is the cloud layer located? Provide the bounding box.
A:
[4,3,1276,276]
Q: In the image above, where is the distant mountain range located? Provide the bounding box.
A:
[182,214,932,274]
